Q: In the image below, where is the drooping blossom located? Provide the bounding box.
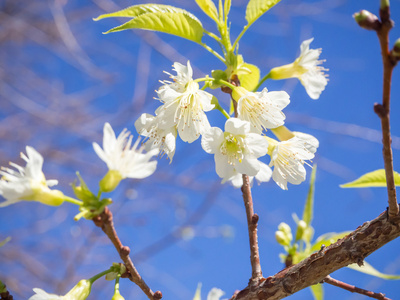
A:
[269,38,328,99]
[0,146,64,207]
[201,118,269,183]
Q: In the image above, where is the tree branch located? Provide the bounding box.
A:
[92,207,162,300]
[232,208,400,300]
[323,275,391,300]
[241,174,263,281]
[374,4,399,219]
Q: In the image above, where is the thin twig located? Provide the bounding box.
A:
[323,275,391,300]
[374,4,399,218]
[241,175,263,281]
[92,207,162,300]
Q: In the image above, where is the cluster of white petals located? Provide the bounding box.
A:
[294,38,328,100]
[93,123,158,179]
[236,87,290,133]
[269,132,319,190]
[29,288,63,300]
[193,283,225,300]
[0,146,63,207]
[201,118,269,183]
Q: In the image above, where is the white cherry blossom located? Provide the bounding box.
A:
[93,123,158,179]
[135,113,177,161]
[156,61,214,143]
[201,118,269,183]
[0,146,64,207]
[29,279,91,300]
[233,86,290,133]
[269,132,319,190]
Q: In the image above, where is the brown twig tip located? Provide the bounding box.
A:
[154,291,163,299]
[92,215,102,227]
[120,246,131,256]
[251,214,259,225]
[374,103,387,117]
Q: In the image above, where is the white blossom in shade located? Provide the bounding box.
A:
[156,61,214,143]
[0,146,64,207]
[207,288,225,300]
[201,118,269,183]
[29,279,91,300]
[93,123,158,179]
[135,113,177,161]
[269,133,319,190]
[269,38,328,100]
[233,86,290,133]
[228,161,272,188]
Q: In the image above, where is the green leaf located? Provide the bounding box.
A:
[303,165,317,226]
[0,237,11,248]
[95,4,204,43]
[224,0,232,17]
[310,284,324,300]
[193,283,202,300]
[238,63,260,91]
[348,261,400,280]
[195,0,219,22]
[340,169,400,188]
[245,0,282,25]
[311,231,351,252]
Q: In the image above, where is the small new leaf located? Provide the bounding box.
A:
[348,261,400,280]
[311,231,351,252]
[245,0,282,26]
[303,165,317,226]
[95,4,204,43]
[310,283,324,300]
[195,0,219,22]
[340,169,400,188]
[237,63,260,91]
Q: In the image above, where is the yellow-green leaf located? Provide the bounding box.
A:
[310,284,324,300]
[348,261,400,280]
[193,283,202,300]
[303,165,317,226]
[311,231,351,252]
[340,169,400,188]
[95,4,204,43]
[238,63,260,91]
[195,0,219,22]
[245,0,282,25]
[224,0,232,17]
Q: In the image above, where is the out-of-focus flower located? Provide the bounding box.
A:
[93,123,158,192]
[156,61,214,143]
[29,279,91,300]
[269,38,328,100]
[201,118,269,183]
[193,283,225,300]
[268,132,319,190]
[232,86,290,133]
[0,146,65,207]
[135,113,177,161]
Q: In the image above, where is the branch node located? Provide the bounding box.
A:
[120,246,131,256]
[374,103,387,118]
[251,214,259,225]
[154,291,163,299]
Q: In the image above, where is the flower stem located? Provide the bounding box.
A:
[89,268,114,284]
[198,42,225,63]
[232,24,250,51]
[254,72,271,92]
[219,79,237,90]
[64,196,83,206]
[214,103,230,119]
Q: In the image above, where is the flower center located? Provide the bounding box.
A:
[220,133,246,165]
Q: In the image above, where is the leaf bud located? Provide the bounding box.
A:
[391,38,400,58]
[353,10,380,31]
[380,0,390,9]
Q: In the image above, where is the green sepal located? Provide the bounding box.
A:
[340,169,400,188]
[74,198,113,221]
[348,261,400,280]
[94,4,204,43]
[72,172,97,203]
[210,69,228,89]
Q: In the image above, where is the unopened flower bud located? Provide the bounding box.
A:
[65,279,92,300]
[295,220,307,241]
[275,231,290,246]
[278,222,292,236]
[112,292,125,300]
[99,170,123,193]
[353,10,380,31]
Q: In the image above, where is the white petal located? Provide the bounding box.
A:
[201,127,223,154]
[245,133,269,157]
[235,156,260,176]
[207,288,225,300]
[225,118,250,135]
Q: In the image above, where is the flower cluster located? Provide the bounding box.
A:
[135,39,325,189]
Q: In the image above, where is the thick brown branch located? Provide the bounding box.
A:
[92,207,161,300]
[374,6,399,219]
[241,175,262,281]
[323,275,391,300]
[232,209,400,300]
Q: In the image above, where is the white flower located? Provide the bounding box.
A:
[233,86,290,133]
[93,123,158,180]
[157,61,214,143]
[192,283,225,300]
[269,38,328,100]
[29,279,91,300]
[0,146,64,207]
[135,113,177,161]
[228,161,272,188]
[201,118,269,182]
[269,132,319,190]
